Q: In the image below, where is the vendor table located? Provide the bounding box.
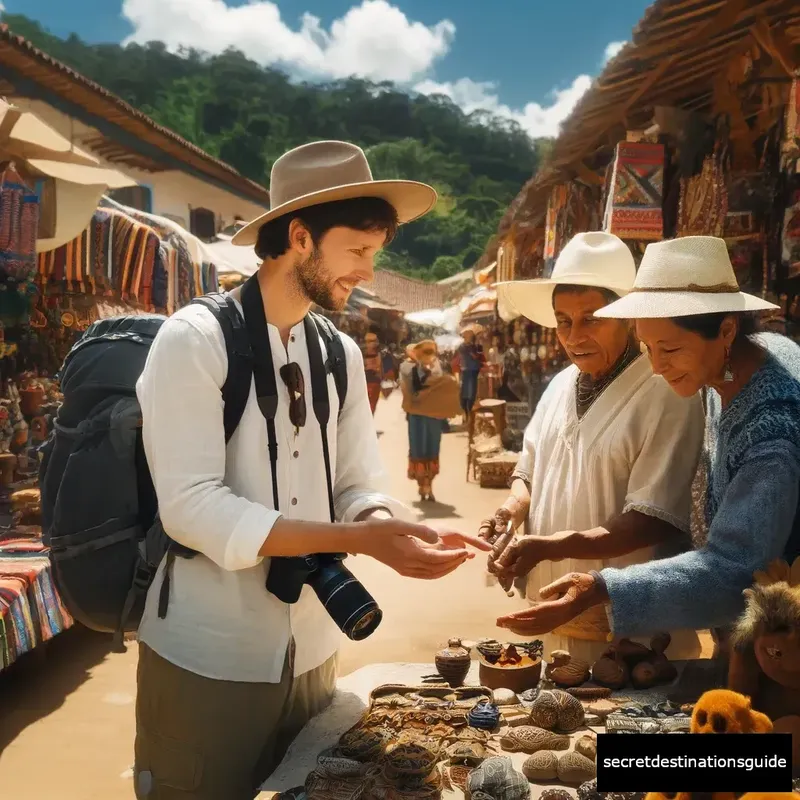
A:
[258,659,718,799]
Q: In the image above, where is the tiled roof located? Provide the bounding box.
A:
[363,269,445,314]
[0,25,270,205]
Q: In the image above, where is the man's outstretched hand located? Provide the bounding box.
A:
[496,571,606,635]
[361,519,491,580]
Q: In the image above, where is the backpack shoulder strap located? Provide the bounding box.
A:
[190,293,252,443]
[310,312,348,416]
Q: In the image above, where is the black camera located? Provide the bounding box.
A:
[266,554,382,641]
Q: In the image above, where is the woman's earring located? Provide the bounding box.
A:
[723,347,734,382]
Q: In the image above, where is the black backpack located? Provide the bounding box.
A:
[40,292,348,648]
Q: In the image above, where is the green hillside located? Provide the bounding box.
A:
[7,14,547,281]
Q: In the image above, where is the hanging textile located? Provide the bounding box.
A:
[677,146,728,237]
[603,142,665,241]
[0,164,39,283]
[37,208,164,309]
[781,73,800,168]
[543,184,568,277]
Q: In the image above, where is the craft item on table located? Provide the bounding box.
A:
[645,795,798,800]
[315,752,379,780]
[304,770,367,800]
[539,790,572,800]
[11,488,41,526]
[566,686,611,700]
[578,779,645,800]
[445,740,489,766]
[591,646,629,689]
[522,749,559,781]
[435,638,472,688]
[583,713,602,726]
[469,700,501,731]
[276,788,307,800]
[447,764,471,791]
[545,650,591,688]
[383,741,440,788]
[629,634,678,689]
[336,725,392,761]
[479,643,543,692]
[691,689,772,734]
[466,756,530,800]
[477,640,503,664]
[499,726,569,754]
[575,735,597,761]
[557,751,596,784]
[0,452,15,486]
[492,688,519,706]
[605,715,662,734]
[530,689,585,733]
[728,559,800,766]
[603,142,665,241]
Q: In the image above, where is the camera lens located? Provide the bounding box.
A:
[309,558,382,641]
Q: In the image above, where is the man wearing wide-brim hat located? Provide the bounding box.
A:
[134,141,489,799]
[482,231,705,662]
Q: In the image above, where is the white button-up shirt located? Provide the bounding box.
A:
[136,299,399,683]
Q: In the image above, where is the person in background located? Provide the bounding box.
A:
[496,236,800,666]
[362,331,383,415]
[401,340,445,502]
[485,232,705,663]
[381,344,397,383]
[456,326,485,421]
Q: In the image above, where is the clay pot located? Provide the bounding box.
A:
[20,385,44,417]
[479,655,542,693]
[435,638,471,687]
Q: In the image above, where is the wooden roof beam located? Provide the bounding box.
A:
[750,15,798,76]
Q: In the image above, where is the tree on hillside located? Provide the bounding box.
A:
[6,14,550,281]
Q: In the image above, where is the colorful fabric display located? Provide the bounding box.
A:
[604,142,665,241]
[0,164,39,283]
[782,188,800,282]
[0,540,73,671]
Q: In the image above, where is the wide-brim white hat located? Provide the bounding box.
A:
[496,231,636,328]
[233,140,437,247]
[595,235,779,319]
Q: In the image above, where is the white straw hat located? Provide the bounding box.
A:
[594,236,779,319]
[495,232,636,328]
[233,140,437,247]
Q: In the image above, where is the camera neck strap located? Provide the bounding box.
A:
[240,274,336,522]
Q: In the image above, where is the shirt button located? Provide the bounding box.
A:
[290,334,296,342]
[293,451,299,458]
[291,498,298,506]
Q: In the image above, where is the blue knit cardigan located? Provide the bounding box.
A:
[601,333,800,636]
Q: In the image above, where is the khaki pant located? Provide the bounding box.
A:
[134,643,337,800]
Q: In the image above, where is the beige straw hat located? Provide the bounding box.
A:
[496,232,636,328]
[233,141,437,247]
[595,236,779,319]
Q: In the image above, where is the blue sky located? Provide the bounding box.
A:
[4,0,651,137]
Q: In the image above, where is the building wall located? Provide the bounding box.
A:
[16,98,268,231]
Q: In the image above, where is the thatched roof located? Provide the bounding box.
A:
[488,0,800,264]
[0,24,270,206]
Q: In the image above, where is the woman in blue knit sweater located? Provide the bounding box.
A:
[495,236,800,642]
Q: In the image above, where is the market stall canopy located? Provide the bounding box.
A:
[207,234,260,276]
[404,305,461,333]
[26,159,136,188]
[347,286,396,312]
[0,100,98,166]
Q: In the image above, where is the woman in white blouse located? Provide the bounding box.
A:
[487,232,705,662]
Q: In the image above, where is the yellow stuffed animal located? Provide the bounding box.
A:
[690,689,773,734]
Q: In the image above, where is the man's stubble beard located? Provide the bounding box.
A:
[293,246,348,312]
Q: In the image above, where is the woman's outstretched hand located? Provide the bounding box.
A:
[495,571,605,635]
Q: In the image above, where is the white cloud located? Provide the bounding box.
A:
[603,40,626,64]
[415,75,592,139]
[121,0,455,83]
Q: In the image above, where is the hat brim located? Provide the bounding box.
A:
[595,290,780,319]
[232,180,438,247]
[496,276,633,328]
